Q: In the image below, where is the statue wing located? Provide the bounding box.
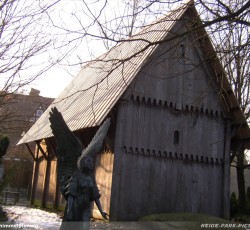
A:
[49,107,83,191]
[77,118,111,170]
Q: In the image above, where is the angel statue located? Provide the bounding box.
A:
[49,107,110,230]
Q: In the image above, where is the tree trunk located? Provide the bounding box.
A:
[237,149,246,213]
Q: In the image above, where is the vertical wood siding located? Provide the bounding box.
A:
[110,25,228,220]
[93,150,114,218]
[130,21,224,116]
[113,98,225,220]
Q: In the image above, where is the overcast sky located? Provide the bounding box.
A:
[26,65,75,98]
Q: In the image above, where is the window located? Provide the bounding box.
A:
[29,117,35,122]
[36,109,43,117]
[180,44,185,58]
[174,130,179,144]
[29,107,44,123]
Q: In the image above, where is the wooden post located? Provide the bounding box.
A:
[30,147,40,205]
[42,156,51,208]
[222,119,231,219]
[54,161,60,209]
[31,161,38,204]
[35,141,48,160]
[46,139,59,209]
[4,191,7,204]
[34,140,50,208]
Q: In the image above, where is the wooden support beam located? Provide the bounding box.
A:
[36,156,44,163]
[46,138,59,209]
[35,141,48,160]
[42,151,51,208]
[25,143,36,161]
[32,140,51,208]
[30,148,40,205]
[54,169,60,209]
[46,138,57,159]
[31,162,39,205]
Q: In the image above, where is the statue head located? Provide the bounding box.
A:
[79,155,94,173]
[77,118,111,173]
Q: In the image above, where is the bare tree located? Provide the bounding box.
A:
[0,0,60,92]
[217,22,250,213]
[204,0,250,212]
[42,0,249,71]
[1,0,249,95]
[0,0,76,132]
[0,0,75,170]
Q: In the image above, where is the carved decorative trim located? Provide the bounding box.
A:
[130,94,222,118]
[122,146,223,166]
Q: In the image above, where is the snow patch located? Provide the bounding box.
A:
[2,206,61,230]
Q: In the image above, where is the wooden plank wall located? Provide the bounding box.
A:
[93,150,114,218]
[130,21,224,116]
[120,96,225,160]
[112,95,226,221]
[110,23,230,220]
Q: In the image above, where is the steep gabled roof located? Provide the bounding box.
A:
[18,3,189,144]
[18,2,250,149]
